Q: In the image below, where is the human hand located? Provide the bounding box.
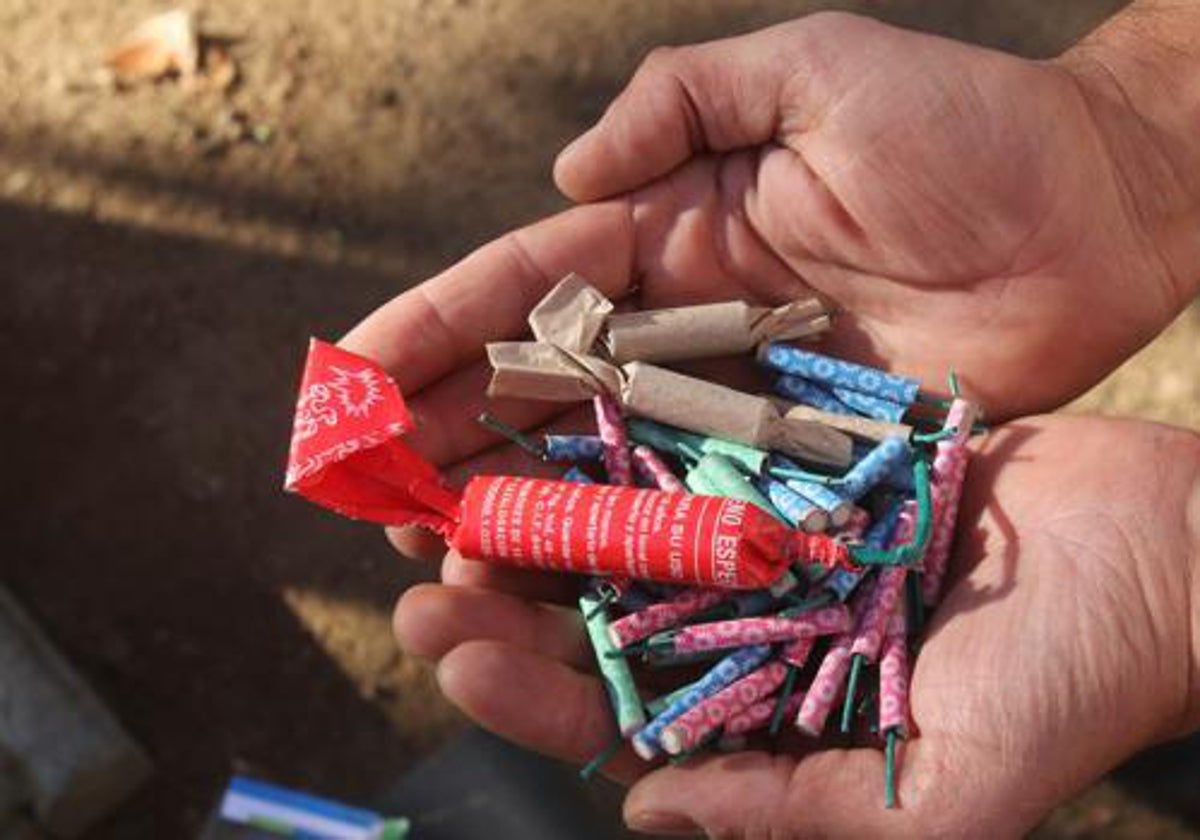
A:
[391,415,1200,837]
[549,10,1200,420]
[339,8,1200,561]
[334,10,1200,834]
[342,8,1200,509]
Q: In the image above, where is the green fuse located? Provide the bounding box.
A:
[686,453,789,525]
[580,593,646,737]
[628,418,768,475]
[849,456,935,568]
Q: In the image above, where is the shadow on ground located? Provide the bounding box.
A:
[0,196,434,835]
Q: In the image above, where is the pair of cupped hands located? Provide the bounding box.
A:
[341,13,1200,838]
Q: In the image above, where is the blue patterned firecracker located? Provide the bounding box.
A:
[851,439,914,491]
[770,455,855,527]
[760,344,920,406]
[836,438,913,501]
[829,387,910,423]
[774,374,910,423]
[631,644,772,759]
[774,375,853,415]
[544,434,605,463]
[757,477,829,532]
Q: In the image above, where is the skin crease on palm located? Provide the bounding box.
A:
[334,4,1200,838]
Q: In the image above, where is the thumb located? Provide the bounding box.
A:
[622,752,791,837]
[554,12,866,202]
[622,747,928,838]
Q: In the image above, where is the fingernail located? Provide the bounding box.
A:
[626,810,700,836]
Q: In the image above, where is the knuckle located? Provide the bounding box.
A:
[385,524,445,562]
[636,45,682,79]
[798,9,867,33]
[787,9,877,57]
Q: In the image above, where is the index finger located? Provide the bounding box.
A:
[553,17,836,202]
[340,200,635,394]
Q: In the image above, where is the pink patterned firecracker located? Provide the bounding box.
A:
[670,605,849,654]
[849,567,907,663]
[795,633,854,736]
[834,527,912,733]
[631,445,687,493]
[607,588,728,649]
[879,624,911,737]
[723,689,806,739]
[836,505,872,540]
[660,662,789,754]
[892,498,918,546]
[593,395,634,486]
[922,398,975,606]
[884,601,907,638]
[781,634,816,668]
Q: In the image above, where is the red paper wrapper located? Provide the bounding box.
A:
[452,476,791,588]
[284,339,461,533]
[286,340,796,589]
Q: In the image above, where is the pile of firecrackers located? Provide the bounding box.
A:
[286,275,981,809]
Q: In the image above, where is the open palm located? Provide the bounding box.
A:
[391,416,1200,838]
[551,12,1196,420]
[343,12,1195,489]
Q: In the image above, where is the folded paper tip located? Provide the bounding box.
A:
[284,339,462,530]
[528,273,614,354]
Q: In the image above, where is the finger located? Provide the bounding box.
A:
[394,583,590,667]
[624,746,926,838]
[437,640,646,783]
[624,751,791,837]
[340,200,635,392]
[403,359,571,467]
[404,362,596,472]
[441,550,581,605]
[627,151,818,308]
[387,526,448,563]
[441,404,597,485]
[554,15,853,202]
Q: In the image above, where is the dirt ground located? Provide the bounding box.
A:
[3,0,1198,837]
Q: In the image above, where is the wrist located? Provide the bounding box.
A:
[1055,1,1200,307]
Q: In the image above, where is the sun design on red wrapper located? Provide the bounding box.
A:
[329,365,384,419]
